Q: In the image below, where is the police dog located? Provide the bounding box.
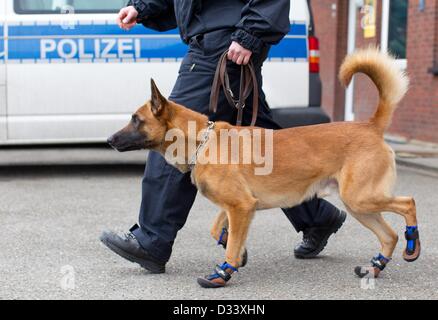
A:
[108,48,420,288]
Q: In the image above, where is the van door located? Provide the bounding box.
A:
[5,0,181,144]
[0,1,6,142]
[262,0,310,109]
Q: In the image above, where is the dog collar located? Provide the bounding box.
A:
[189,121,215,171]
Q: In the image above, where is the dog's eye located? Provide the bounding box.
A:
[132,115,139,125]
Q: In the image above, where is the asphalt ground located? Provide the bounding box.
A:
[0,164,437,300]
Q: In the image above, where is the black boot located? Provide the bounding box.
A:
[294,210,347,259]
[100,230,166,274]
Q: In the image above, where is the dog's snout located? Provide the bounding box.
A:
[107,126,146,152]
[107,135,115,146]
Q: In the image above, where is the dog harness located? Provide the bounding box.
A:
[188,121,216,171]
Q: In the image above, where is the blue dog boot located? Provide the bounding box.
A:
[404,226,421,262]
[197,262,238,288]
[354,253,391,278]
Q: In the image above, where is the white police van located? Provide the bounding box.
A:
[0,0,327,145]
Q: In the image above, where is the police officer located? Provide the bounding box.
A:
[101,0,347,274]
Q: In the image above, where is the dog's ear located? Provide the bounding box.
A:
[150,79,167,116]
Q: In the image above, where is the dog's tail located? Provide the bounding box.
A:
[339,47,409,133]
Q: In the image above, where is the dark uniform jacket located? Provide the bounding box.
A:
[127,0,290,54]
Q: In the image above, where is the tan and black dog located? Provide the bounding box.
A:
[108,48,420,288]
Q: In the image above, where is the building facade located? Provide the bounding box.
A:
[312,0,438,143]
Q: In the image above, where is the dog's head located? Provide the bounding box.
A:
[107,79,170,152]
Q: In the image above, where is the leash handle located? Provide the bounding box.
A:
[209,50,259,127]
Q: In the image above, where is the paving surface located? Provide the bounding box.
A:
[0,164,437,300]
[387,139,438,174]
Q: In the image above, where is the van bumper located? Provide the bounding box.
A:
[270,107,331,128]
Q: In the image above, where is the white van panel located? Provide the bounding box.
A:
[0,2,6,141]
[263,61,309,108]
[2,0,311,144]
[6,62,178,141]
[7,62,178,115]
[266,0,310,109]
[7,114,130,142]
[290,0,311,22]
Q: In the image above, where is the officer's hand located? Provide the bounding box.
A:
[228,41,253,65]
[117,6,139,31]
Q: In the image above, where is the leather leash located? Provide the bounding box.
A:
[209,50,259,127]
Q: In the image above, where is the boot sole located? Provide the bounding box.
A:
[100,236,165,274]
[294,210,347,259]
[197,277,226,289]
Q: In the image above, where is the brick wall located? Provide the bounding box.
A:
[311,0,348,121]
[312,0,438,143]
[390,0,438,142]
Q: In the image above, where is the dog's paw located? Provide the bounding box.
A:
[197,277,226,289]
[197,262,237,289]
[404,227,421,262]
[403,239,421,262]
[354,253,390,278]
[354,266,381,279]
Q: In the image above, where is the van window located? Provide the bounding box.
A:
[14,0,126,14]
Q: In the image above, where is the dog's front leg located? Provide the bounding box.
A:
[210,210,249,269]
[225,206,255,267]
[210,211,229,244]
[198,202,256,288]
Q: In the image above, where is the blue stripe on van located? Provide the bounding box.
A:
[8,37,186,60]
[8,37,306,61]
[289,23,307,36]
[270,38,307,59]
[0,24,5,61]
[6,22,307,62]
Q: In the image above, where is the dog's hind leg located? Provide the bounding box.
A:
[375,196,420,262]
[348,211,398,278]
[339,163,395,278]
[350,212,399,258]
[344,193,419,263]
[383,197,418,228]
[339,152,420,277]
[343,195,420,279]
